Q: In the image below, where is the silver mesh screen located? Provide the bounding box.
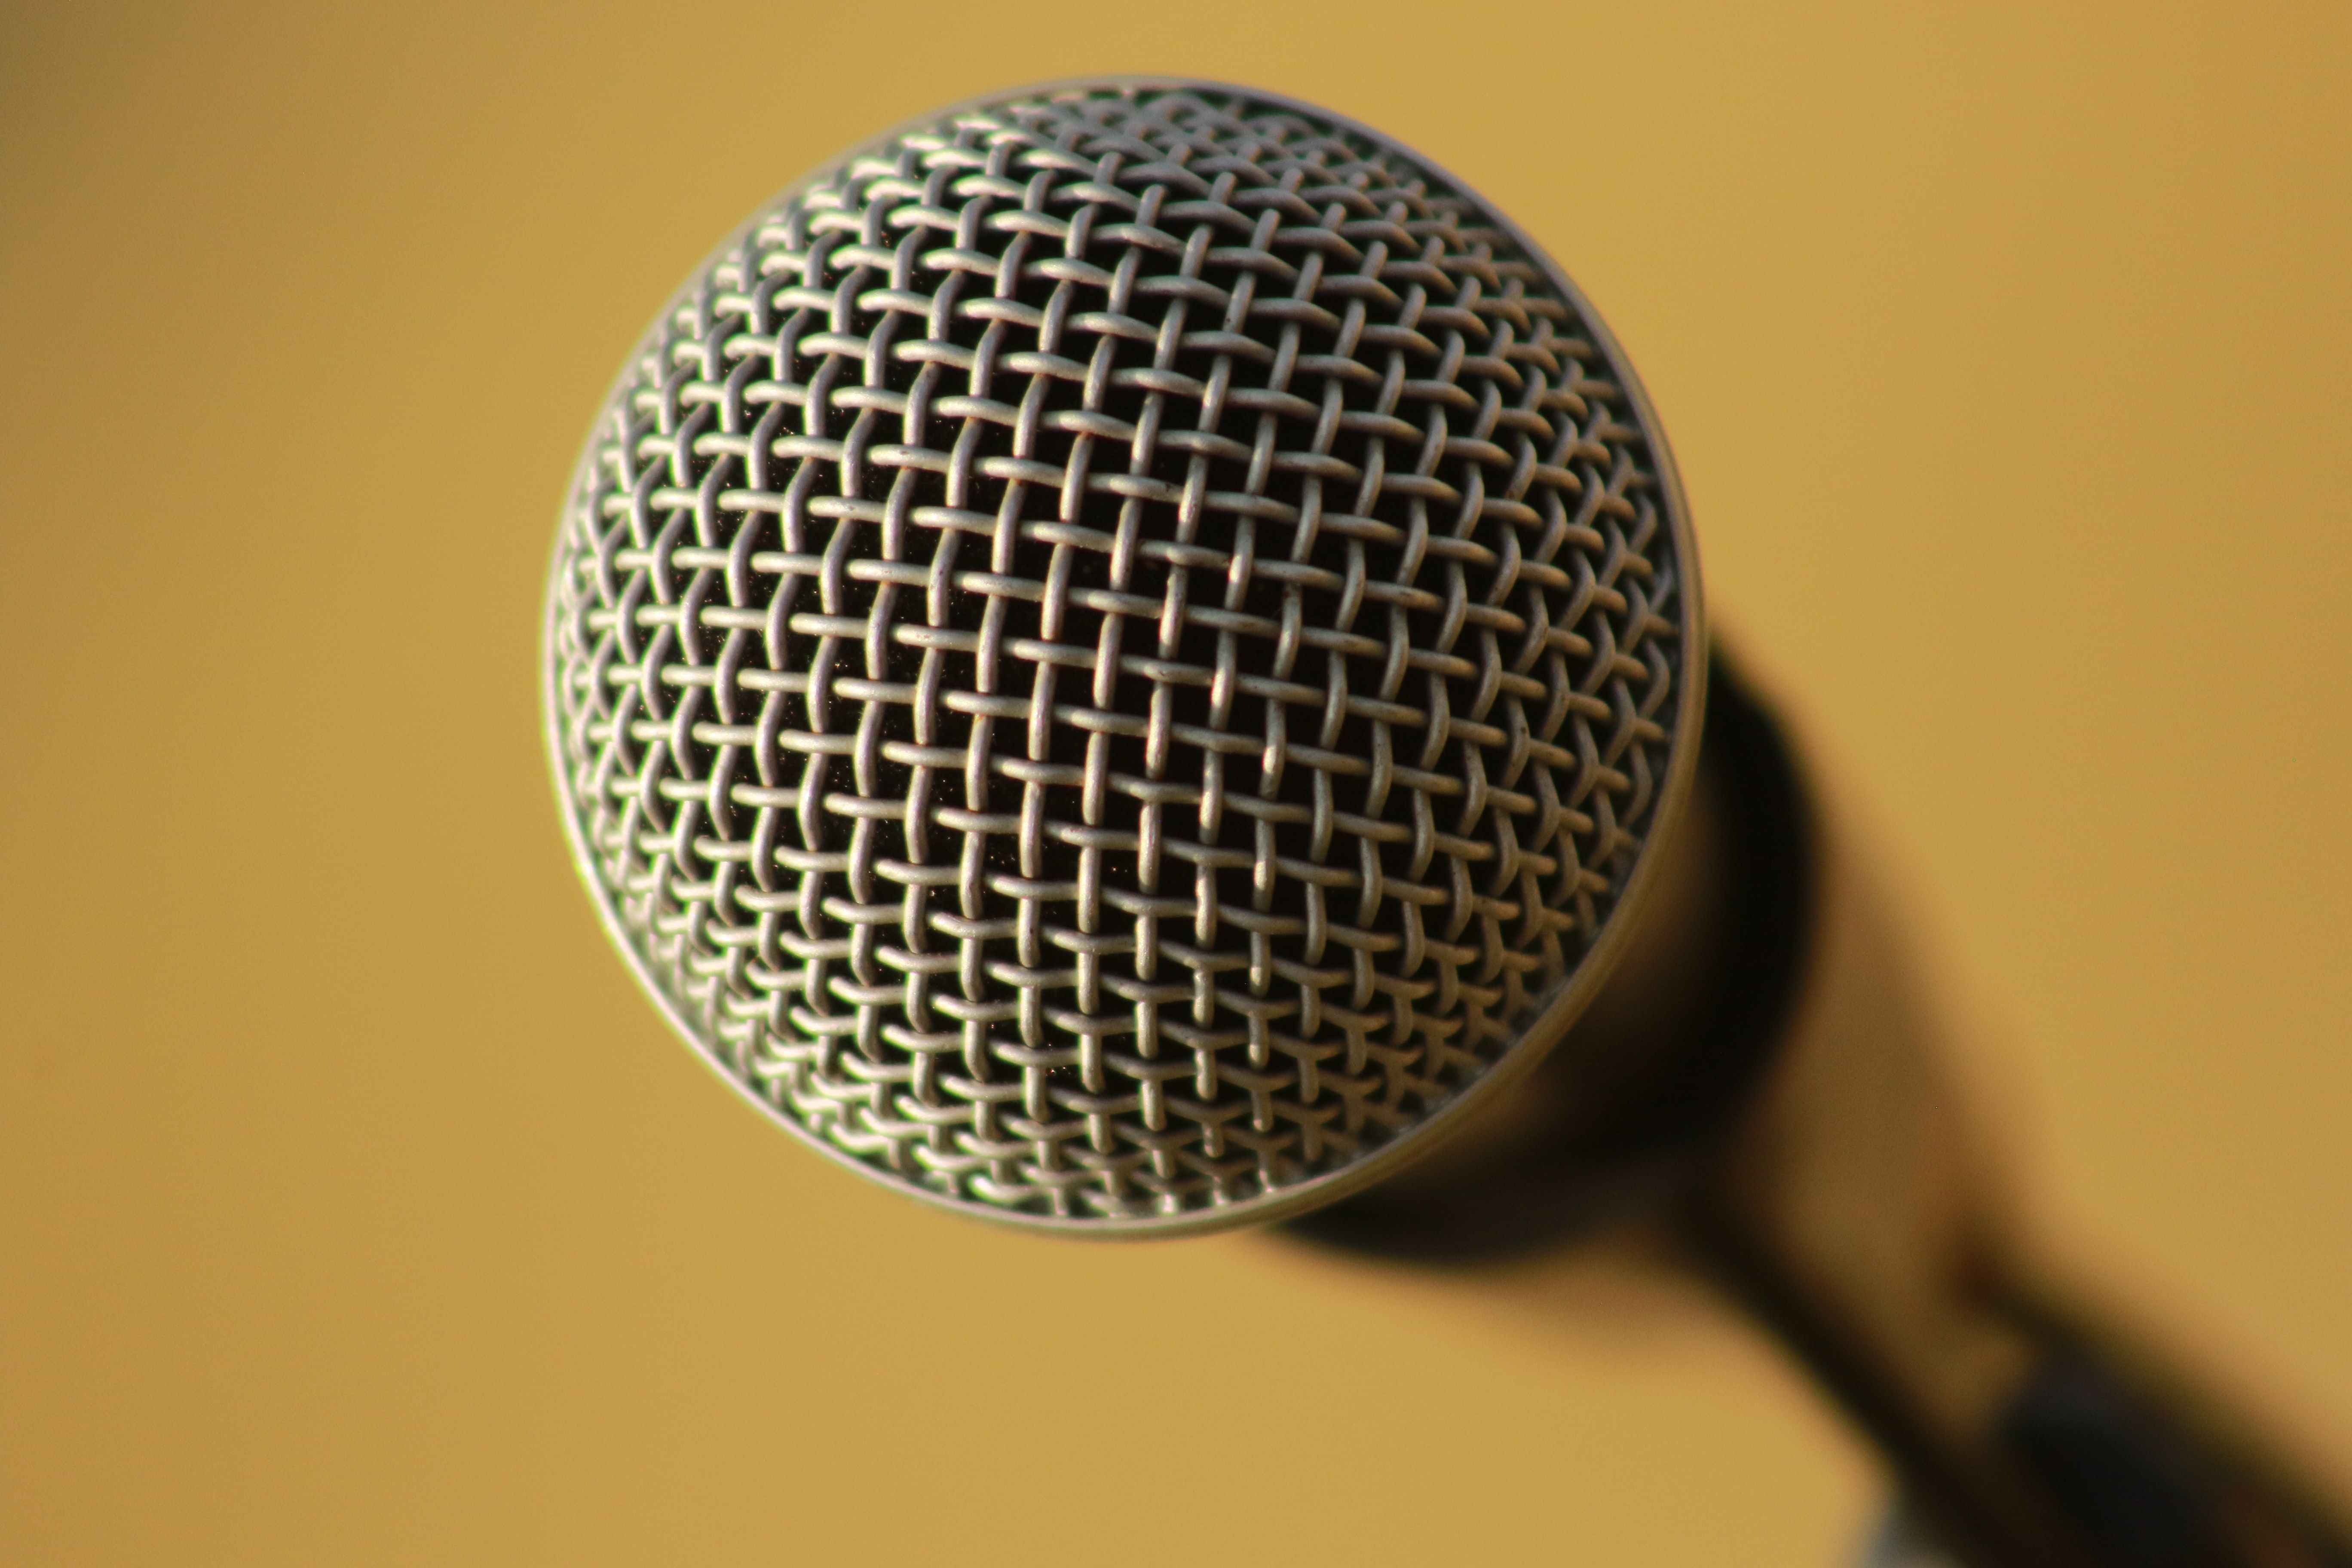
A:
[544,80,1701,1232]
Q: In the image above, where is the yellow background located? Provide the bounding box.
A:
[5,3,2347,1563]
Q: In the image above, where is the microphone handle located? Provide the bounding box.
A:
[1684,1194,2352,1568]
[1670,724,2352,1568]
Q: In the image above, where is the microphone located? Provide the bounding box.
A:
[542,79,2346,1568]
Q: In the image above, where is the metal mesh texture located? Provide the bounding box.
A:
[545,81,1696,1229]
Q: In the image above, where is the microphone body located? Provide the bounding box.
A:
[542,79,2347,1567]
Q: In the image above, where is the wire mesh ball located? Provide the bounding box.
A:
[543,79,1704,1233]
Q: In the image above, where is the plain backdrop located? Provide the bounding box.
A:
[3,3,2347,1564]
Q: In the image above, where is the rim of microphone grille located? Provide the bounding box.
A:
[540,76,1712,1237]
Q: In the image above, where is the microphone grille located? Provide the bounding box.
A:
[544,80,1701,1233]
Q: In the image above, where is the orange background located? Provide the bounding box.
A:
[5,3,2347,1563]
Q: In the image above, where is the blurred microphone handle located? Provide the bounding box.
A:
[1684,1221,2352,1568]
[1684,1016,2352,1568]
[1293,655,2351,1568]
[1675,666,2350,1568]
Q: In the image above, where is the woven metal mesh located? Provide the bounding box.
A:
[545,81,1697,1229]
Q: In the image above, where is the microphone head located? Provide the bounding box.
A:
[543,79,1704,1234]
